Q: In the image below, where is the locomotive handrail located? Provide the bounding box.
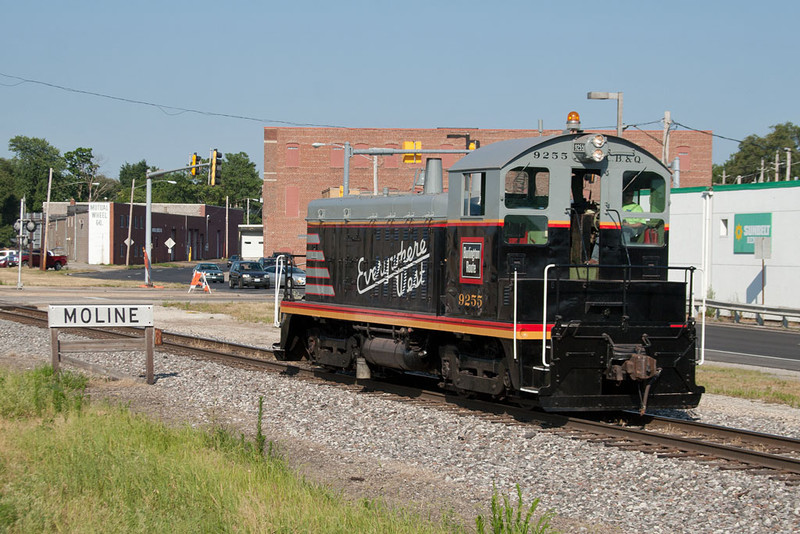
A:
[541,264,556,370]
[538,263,704,365]
[513,269,518,361]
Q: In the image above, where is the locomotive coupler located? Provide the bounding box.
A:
[603,339,662,414]
[603,340,660,382]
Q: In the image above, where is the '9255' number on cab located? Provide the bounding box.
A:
[458,293,483,308]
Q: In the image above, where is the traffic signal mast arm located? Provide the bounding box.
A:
[149,164,207,180]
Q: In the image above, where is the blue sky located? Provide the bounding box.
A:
[1,1,797,178]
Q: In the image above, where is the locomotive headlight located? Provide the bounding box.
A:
[574,134,608,162]
[590,148,605,162]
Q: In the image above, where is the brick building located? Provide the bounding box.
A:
[44,202,242,265]
[263,124,711,258]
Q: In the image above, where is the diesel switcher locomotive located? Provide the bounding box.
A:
[276,112,704,412]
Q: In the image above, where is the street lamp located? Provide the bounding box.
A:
[126,177,176,266]
[313,142,473,196]
[142,174,179,282]
[587,91,624,137]
[313,142,354,196]
[312,142,383,195]
[245,197,262,224]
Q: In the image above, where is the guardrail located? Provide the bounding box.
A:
[694,299,800,328]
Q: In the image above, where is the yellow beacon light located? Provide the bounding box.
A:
[566,111,581,131]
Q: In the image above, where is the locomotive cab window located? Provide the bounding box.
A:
[462,172,486,217]
[504,167,549,209]
[503,214,548,245]
[621,171,667,246]
[622,171,666,213]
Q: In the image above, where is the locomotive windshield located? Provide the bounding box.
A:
[621,171,667,246]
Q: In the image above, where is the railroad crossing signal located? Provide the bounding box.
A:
[14,220,37,233]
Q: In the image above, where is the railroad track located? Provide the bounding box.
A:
[2,304,799,484]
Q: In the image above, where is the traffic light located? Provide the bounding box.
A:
[191,153,199,176]
[402,141,421,164]
[210,149,223,185]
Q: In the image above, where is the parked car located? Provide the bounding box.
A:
[228,261,269,289]
[263,265,306,289]
[0,250,17,268]
[258,256,276,269]
[193,262,224,283]
[226,255,241,269]
[20,250,68,270]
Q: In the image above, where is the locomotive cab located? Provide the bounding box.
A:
[444,112,702,411]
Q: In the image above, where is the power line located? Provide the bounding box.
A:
[671,120,750,145]
[0,71,345,128]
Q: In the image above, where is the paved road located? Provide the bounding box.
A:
[700,322,800,372]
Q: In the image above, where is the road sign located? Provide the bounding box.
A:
[165,237,176,252]
[124,238,134,246]
[48,304,154,328]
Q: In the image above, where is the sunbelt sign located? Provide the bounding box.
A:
[733,213,771,254]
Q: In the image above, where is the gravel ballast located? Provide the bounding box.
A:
[1,307,798,533]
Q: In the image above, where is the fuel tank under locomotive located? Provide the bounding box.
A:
[305,323,433,374]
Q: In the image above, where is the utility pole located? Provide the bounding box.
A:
[126,177,135,266]
[760,159,765,182]
[225,196,229,259]
[41,168,53,271]
[662,111,671,165]
[785,148,792,181]
[775,150,780,182]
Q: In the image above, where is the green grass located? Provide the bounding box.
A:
[476,484,556,534]
[0,366,485,533]
[697,364,800,407]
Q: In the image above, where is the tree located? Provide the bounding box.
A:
[715,122,800,184]
[117,160,151,203]
[8,136,65,211]
[216,151,262,215]
[63,147,100,202]
[0,158,20,246]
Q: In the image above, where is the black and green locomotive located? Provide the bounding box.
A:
[277,112,704,412]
